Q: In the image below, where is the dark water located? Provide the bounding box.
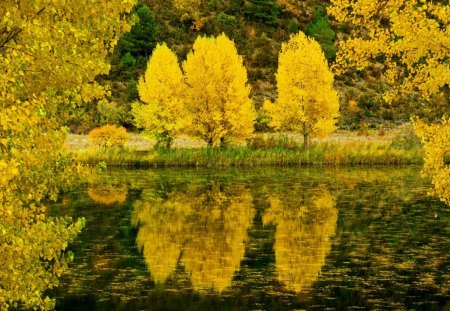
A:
[48,166,449,310]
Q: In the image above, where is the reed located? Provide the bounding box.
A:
[73,140,423,167]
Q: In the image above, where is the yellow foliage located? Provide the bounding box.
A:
[132,43,188,149]
[263,188,338,293]
[264,32,339,149]
[0,0,136,308]
[328,1,449,204]
[183,34,256,147]
[413,117,450,205]
[328,0,450,101]
[88,125,130,149]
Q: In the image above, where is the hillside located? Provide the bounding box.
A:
[67,0,448,133]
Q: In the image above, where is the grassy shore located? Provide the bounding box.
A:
[72,141,423,167]
[69,127,423,167]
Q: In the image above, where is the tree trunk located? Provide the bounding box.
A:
[207,138,213,148]
[303,132,309,151]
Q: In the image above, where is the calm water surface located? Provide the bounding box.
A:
[49,166,449,310]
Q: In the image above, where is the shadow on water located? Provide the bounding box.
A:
[48,166,449,310]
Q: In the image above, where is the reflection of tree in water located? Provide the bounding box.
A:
[87,184,128,205]
[183,185,254,292]
[131,191,193,283]
[132,183,255,292]
[263,188,337,293]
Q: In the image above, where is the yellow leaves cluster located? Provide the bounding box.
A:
[0,0,136,309]
[329,0,449,205]
[413,117,450,205]
[88,125,130,149]
[134,34,256,148]
[329,0,450,101]
[264,32,339,149]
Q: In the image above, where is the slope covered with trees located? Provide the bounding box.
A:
[74,0,448,133]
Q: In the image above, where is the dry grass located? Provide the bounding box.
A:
[67,126,409,152]
[66,133,205,152]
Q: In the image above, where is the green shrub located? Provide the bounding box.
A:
[390,125,422,150]
[244,0,280,26]
[217,12,236,25]
[248,135,299,149]
[288,19,299,33]
[305,5,337,60]
[118,4,160,60]
[127,79,138,102]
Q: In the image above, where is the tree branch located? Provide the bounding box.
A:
[0,7,46,50]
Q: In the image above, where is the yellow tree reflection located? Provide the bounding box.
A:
[263,188,338,293]
[131,191,193,283]
[182,185,255,292]
[132,183,255,292]
[87,184,128,205]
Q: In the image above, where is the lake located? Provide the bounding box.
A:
[48,166,449,310]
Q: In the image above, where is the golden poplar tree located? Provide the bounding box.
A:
[183,34,256,147]
[0,1,136,308]
[264,31,339,150]
[329,0,449,205]
[132,43,188,149]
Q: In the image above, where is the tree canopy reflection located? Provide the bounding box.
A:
[132,182,255,292]
[263,187,338,293]
[87,183,128,205]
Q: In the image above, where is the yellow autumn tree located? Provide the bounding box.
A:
[264,31,339,150]
[328,0,449,205]
[0,1,136,309]
[183,34,256,147]
[263,188,338,293]
[132,43,188,149]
